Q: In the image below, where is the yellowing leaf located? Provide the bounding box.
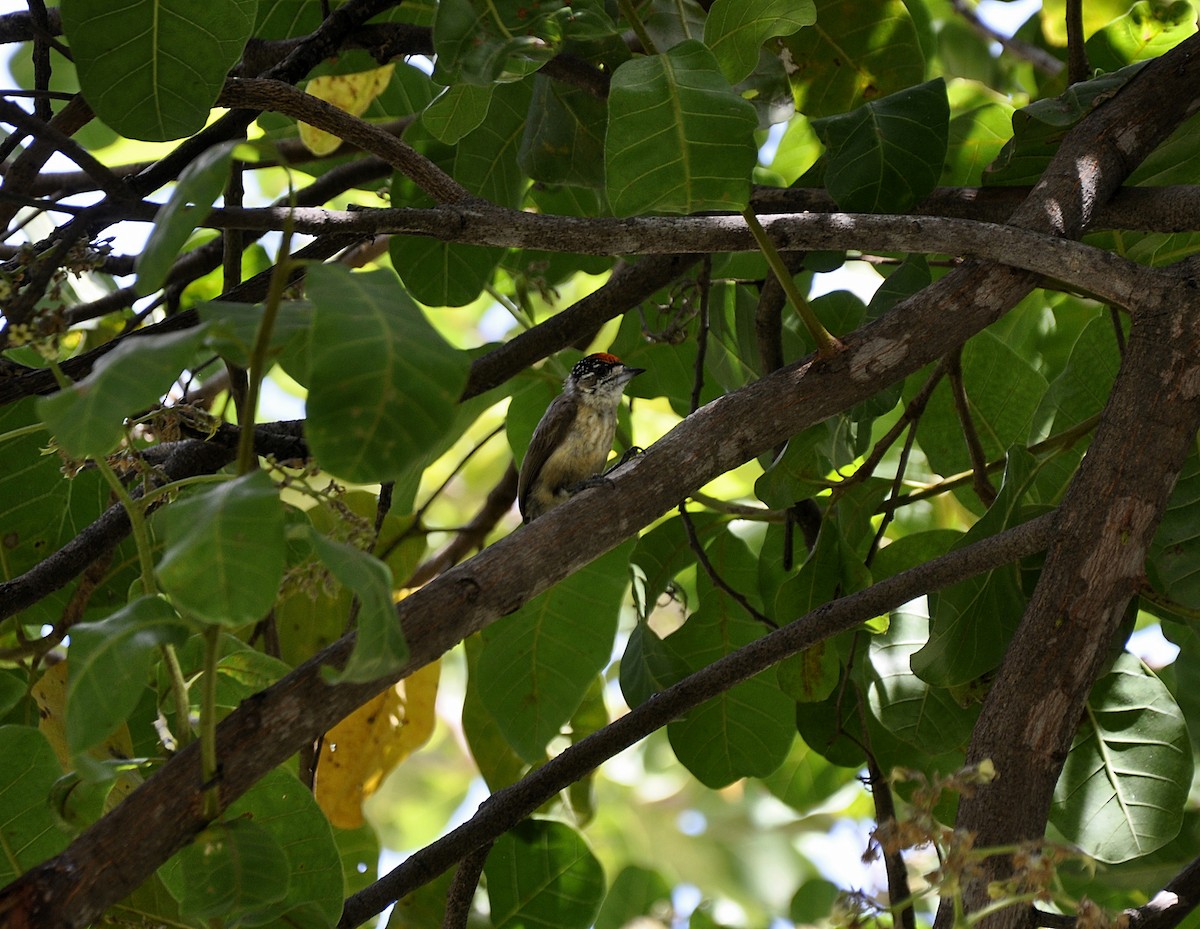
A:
[32,662,142,810]
[315,660,440,829]
[299,65,395,156]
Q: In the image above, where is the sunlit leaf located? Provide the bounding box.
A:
[703,0,815,84]
[606,40,758,215]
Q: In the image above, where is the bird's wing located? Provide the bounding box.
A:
[517,394,574,516]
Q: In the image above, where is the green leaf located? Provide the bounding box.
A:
[230,769,345,928]
[1149,449,1200,610]
[781,0,925,118]
[595,865,673,929]
[0,726,69,884]
[912,448,1038,687]
[137,143,236,295]
[463,635,530,791]
[606,40,758,215]
[863,610,976,755]
[305,265,469,483]
[985,65,1145,186]
[201,299,314,369]
[38,326,209,459]
[156,471,286,626]
[165,819,291,924]
[665,607,794,787]
[67,597,191,756]
[943,102,1014,187]
[519,74,608,187]
[0,672,24,717]
[911,329,1049,480]
[61,0,256,141]
[1051,653,1193,864]
[619,620,689,709]
[484,820,606,929]
[812,79,949,213]
[1085,0,1197,71]
[422,83,494,143]
[703,0,816,84]
[477,541,633,762]
[308,527,408,684]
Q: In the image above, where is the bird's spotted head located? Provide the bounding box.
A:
[566,352,645,400]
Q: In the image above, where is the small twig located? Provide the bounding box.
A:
[1110,305,1127,356]
[949,0,1063,76]
[863,742,917,929]
[842,359,948,491]
[866,419,919,568]
[442,842,492,929]
[678,502,778,629]
[1065,0,1089,84]
[946,350,997,507]
[691,257,711,414]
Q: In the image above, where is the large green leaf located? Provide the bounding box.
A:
[606,40,758,215]
[156,471,286,627]
[1148,449,1200,610]
[1051,653,1193,864]
[863,610,976,755]
[812,78,949,214]
[308,527,408,684]
[137,143,236,295]
[665,604,794,788]
[942,101,1014,187]
[477,541,633,763]
[38,327,209,459]
[703,0,815,84]
[518,75,608,187]
[67,597,191,756]
[422,84,494,144]
[304,265,469,483]
[1086,0,1197,71]
[484,820,606,929]
[781,0,925,118]
[432,0,615,84]
[0,726,69,884]
[911,330,1049,481]
[161,819,290,924]
[61,0,256,141]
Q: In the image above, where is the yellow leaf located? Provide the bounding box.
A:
[299,64,396,156]
[32,661,141,809]
[315,660,440,829]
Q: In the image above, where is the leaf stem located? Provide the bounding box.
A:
[741,207,843,357]
[617,0,659,55]
[200,624,222,819]
[236,222,294,475]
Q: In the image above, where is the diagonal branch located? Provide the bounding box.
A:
[337,511,1058,928]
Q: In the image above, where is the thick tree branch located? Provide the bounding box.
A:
[0,227,1058,925]
[944,31,1200,929]
[191,205,1155,309]
[337,512,1059,928]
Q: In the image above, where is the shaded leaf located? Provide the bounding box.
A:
[485,820,606,929]
[305,265,469,483]
[38,327,209,459]
[62,0,256,141]
[156,471,286,627]
[703,0,816,84]
[0,726,69,884]
[67,597,191,756]
[812,79,949,213]
[1051,654,1193,864]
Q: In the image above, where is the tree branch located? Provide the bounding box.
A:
[336,511,1059,928]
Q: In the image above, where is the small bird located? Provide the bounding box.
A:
[517,352,645,523]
